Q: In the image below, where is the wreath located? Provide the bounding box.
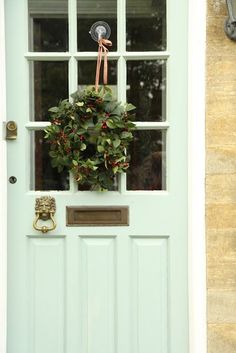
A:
[44,86,136,191]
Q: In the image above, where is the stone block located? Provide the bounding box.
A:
[206,117,236,146]
[206,92,236,118]
[208,324,236,353]
[206,116,236,147]
[207,0,227,17]
[208,290,236,323]
[206,174,236,203]
[207,204,236,229]
[206,146,236,174]
[207,16,236,56]
[207,229,236,289]
[207,56,236,85]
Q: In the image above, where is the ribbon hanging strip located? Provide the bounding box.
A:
[95,38,112,92]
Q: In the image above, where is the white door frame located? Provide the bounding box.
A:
[0,0,7,352]
[0,0,207,352]
[188,1,207,352]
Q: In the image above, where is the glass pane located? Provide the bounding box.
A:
[32,61,68,121]
[77,0,117,51]
[127,60,166,122]
[78,60,117,96]
[31,131,69,191]
[28,0,68,51]
[126,0,166,51]
[127,130,166,190]
[77,177,118,191]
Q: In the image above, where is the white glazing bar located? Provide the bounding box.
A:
[25,122,51,130]
[118,56,127,193]
[69,0,77,53]
[28,62,36,189]
[69,57,78,97]
[117,0,126,193]
[68,67,77,191]
[165,123,170,192]
[24,52,71,60]
[162,63,167,122]
[68,0,78,192]
[29,62,35,121]
[74,52,169,60]
[69,172,77,193]
[117,57,126,104]
[135,122,170,130]
[117,0,126,52]
[123,190,169,196]
[29,16,34,51]
[119,169,127,194]
[68,0,77,96]
[29,128,36,190]
[123,52,170,60]
[74,52,121,60]
[27,191,74,196]
[68,57,78,190]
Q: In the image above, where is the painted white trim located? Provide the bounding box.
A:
[25,122,51,130]
[188,1,207,353]
[0,0,7,353]
[0,1,207,352]
[134,122,170,129]
[24,52,71,60]
[24,51,170,60]
[25,121,170,130]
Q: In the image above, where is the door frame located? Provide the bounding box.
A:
[0,0,207,352]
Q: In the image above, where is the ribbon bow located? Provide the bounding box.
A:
[95,38,112,92]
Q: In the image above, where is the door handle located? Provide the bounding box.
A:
[33,196,57,233]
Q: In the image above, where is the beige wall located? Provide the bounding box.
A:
[206,1,236,352]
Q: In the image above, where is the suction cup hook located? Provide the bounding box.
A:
[89,21,111,42]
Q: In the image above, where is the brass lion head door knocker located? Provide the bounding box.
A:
[33,196,56,233]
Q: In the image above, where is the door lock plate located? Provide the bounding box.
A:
[6,121,17,140]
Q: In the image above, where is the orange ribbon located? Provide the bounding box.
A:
[95,38,112,92]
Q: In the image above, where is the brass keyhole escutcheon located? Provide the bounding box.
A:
[7,121,16,130]
[6,121,17,140]
[33,196,57,233]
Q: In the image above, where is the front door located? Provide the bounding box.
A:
[6,0,188,352]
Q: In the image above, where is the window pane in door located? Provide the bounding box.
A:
[78,60,117,97]
[126,0,166,51]
[77,0,117,51]
[127,130,166,190]
[28,0,68,51]
[31,61,68,121]
[31,131,69,191]
[127,60,166,122]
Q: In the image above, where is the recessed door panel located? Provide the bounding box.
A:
[131,237,168,353]
[28,238,65,353]
[79,237,116,353]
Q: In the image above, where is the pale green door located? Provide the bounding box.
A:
[6,0,188,352]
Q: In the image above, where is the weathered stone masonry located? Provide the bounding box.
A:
[207,1,236,352]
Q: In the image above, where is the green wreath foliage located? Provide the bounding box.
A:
[44,86,136,191]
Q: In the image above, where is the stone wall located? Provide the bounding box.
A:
[206,1,236,352]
